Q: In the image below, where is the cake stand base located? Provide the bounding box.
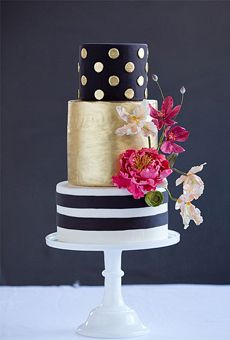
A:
[46,230,180,338]
[77,305,149,338]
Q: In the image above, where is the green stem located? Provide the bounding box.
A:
[166,188,177,202]
[156,81,165,100]
[158,127,166,150]
[148,136,152,148]
[180,93,184,108]
[173,167,187,176]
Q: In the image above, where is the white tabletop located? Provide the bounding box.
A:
[0,284,229,340]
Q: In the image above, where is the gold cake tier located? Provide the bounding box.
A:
[68,100,158,186]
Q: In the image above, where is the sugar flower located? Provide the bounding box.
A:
[112,148,172,199]
[160,125,189,154]
[175,194,203,229]
[176,163,206,200]
[145,190,164,207]
[112,74,206,230]
[180,86,186,94]
[115,103,157,138]
[149,96,181,130]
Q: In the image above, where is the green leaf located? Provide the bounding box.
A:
[145,190,164,207]
[167,153,178,168]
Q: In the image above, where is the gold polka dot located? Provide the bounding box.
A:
[77,62,80,72]
[137,76,144,86]
[81,48,87,59]
[94,89,104,100]
[108,48,119,59]
[145,63,148,73]
[94,62,104,73]
[124,88,134,99]
[138,48,145,59]
[108,75,120,87]
[145,88,148,99]
[81,75,87,86]
[125,62,135,73]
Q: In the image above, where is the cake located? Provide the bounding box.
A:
[56,43,169,244]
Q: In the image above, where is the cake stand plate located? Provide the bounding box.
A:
[46,230,179,251]
[46,230,180,338]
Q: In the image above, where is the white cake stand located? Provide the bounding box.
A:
[45,230,180,338]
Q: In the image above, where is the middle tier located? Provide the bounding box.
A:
[68,100,158,187]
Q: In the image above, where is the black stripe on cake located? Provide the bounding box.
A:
[56,191,168,209]
[56,212,168,231]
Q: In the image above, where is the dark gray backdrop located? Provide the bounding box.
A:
[1,0,230,285]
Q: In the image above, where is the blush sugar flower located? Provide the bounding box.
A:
[112,148,172,199]
[175,194,203,229]
[149,96,181,130]
[160,125,189,154]
[115,103,157,138]
[176,163,206,200]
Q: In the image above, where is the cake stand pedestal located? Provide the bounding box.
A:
[46,230,180,338]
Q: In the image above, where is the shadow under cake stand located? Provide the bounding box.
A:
[45,230,180,338]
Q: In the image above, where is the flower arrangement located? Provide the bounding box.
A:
[112,75,206,229]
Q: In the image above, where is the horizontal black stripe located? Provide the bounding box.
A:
[56,191,168,209]
[56,212,168,231]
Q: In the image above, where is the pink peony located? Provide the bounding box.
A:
[161,125,189,154]
[149,96,181,130]
[112,148,172,199]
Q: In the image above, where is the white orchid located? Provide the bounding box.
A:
[176,163,206,200]
[115,102,157,138]
[175,194,203,229]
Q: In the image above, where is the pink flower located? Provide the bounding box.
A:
[175,194,203,229]
[176,163,206,200]
[149,96,181,130]
[160,125,189,154]
[115,103,157,138]
[112,148,172,199]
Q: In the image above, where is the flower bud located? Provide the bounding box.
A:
[180,86,186,94]
[152,74,158,82]
[145,190,164,207]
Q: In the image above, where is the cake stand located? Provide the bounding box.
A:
[45,230,180,338]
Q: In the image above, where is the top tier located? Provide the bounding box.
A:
[78,43,148,101]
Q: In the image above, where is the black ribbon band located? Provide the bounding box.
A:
[56,212,168,231]
[56,191,168,209]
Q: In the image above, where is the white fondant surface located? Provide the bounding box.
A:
[56,181,166,196]
[56,203,168,218]
[57,225,168,244]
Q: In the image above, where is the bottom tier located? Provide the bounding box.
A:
[56,181,168,244]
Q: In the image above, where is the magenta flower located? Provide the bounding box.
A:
[161,126,190,154]
[149,96,181,130]
[112,148,172,199]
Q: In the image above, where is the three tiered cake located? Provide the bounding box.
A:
[56,43,168,244]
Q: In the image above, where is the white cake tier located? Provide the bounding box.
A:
[57,225,168,244]
[56,181,168,244]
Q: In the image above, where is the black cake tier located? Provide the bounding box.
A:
[78,43,148,101]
